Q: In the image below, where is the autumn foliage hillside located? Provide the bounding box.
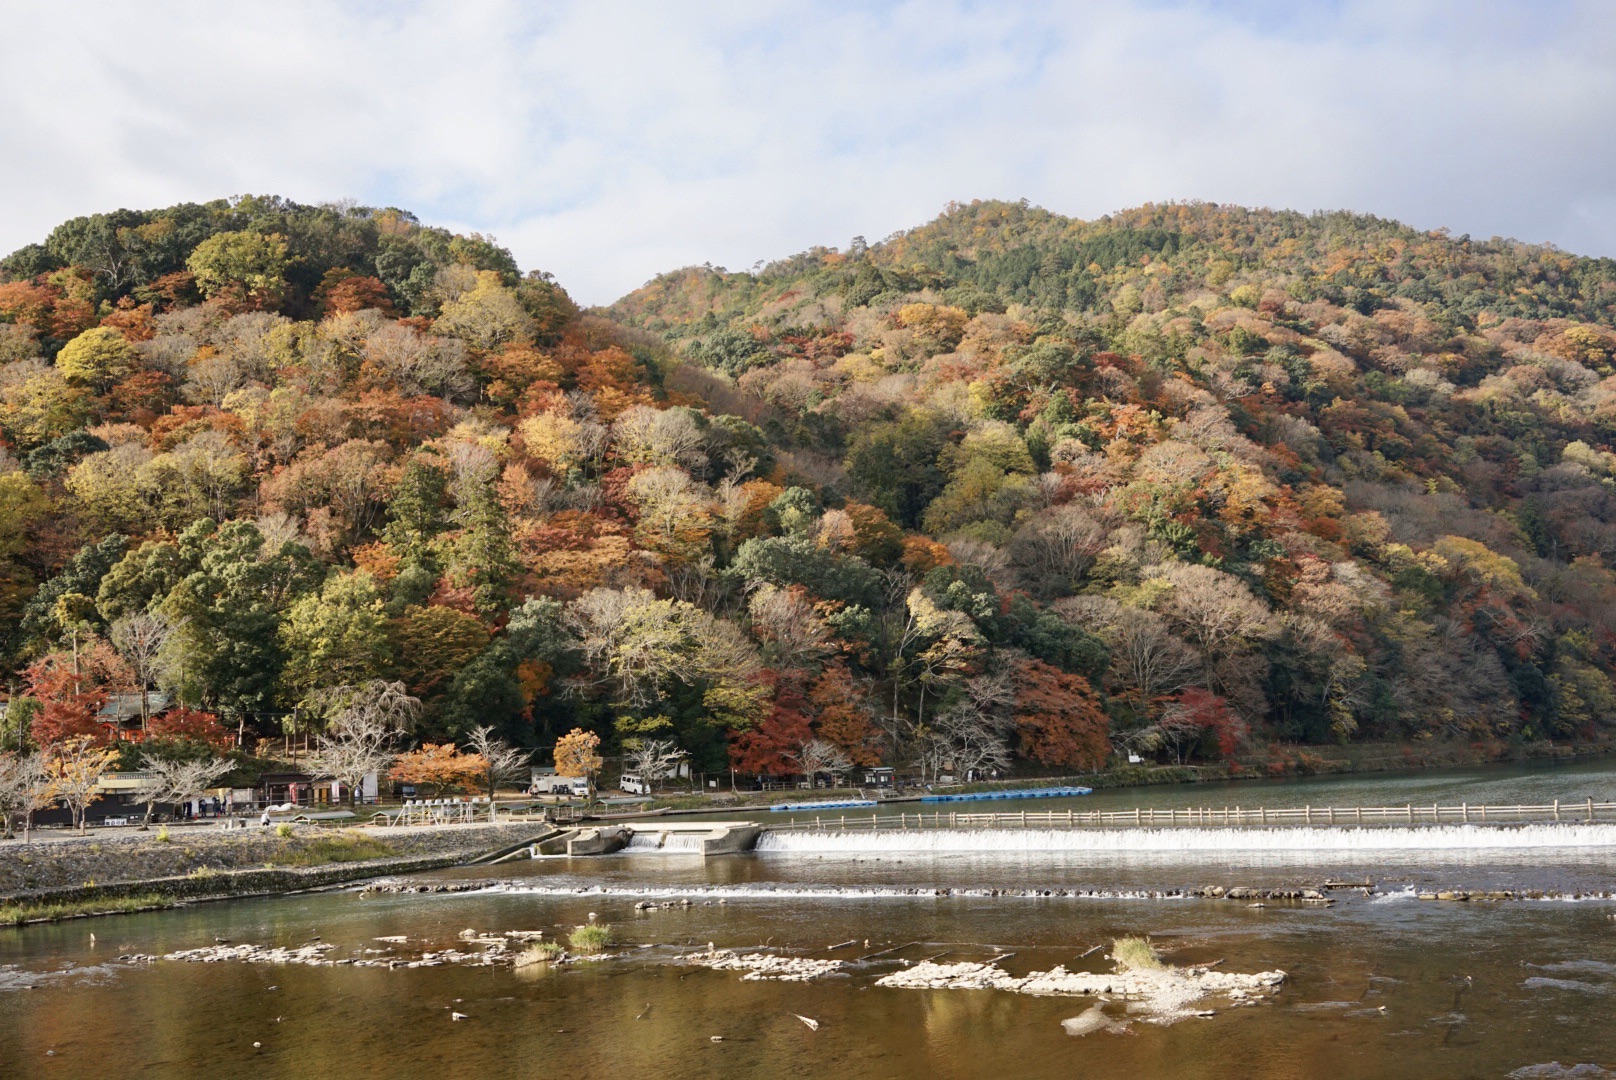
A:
[2,195,1614,782]
[609,199,1616,760]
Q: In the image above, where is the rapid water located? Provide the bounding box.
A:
[624,831,706,853]
[3,756,1614,1078]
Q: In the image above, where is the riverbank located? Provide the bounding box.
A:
[6,835,1613,1078]
[0,821,548,920]
[645,737,1616,814]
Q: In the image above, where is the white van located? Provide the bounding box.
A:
[550,776,589,797]
[619,773,650,796]
[530,768,589,797]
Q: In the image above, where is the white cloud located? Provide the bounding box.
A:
[3,0,1615,304]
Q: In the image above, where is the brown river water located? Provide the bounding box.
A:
[3,758,1616,1079]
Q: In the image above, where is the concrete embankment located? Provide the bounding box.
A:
[0,822,548,913]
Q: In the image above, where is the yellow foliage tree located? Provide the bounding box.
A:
[553,728,602,795]
[47,735,118,834]
[56,327,137,390]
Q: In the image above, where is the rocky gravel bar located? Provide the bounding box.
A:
[875,960,1286,1021]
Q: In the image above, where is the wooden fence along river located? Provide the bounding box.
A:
[768,799,1616,832]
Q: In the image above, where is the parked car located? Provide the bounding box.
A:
[619,773,649,795]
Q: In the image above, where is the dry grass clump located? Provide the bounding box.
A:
[266,831,393,867]
[513,940,565,967]
[1111,937,1164,972]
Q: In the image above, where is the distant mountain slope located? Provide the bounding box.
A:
[614,199,1616,333]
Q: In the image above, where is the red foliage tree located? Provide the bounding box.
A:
[24,653,111,748]
[1011,658,1109,770]
[108,369,177,423]
[728,678,812,776]
[1165,687,1246,759]
[148,707,234,751]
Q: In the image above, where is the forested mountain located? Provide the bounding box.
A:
[3,195,1615,780]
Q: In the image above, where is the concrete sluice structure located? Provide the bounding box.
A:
[545,821,765,858]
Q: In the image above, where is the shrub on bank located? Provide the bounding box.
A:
[568,923,612,953]
[1111,937,1163,972]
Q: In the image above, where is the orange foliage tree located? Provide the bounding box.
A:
[809,664,881,766]
[315,269,396,316]
[389,743,487,796]
[1011,658,1109,770]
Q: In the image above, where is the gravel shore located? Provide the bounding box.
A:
[0,821,545,899]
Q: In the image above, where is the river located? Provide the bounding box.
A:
[3,757,1614,1078]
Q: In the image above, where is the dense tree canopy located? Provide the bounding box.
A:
[4,194,1616,780]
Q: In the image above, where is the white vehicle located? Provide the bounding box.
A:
[529,769,590,797]
[619,773,649,796]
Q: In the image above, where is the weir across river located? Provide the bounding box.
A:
[764,798,1616,833]
[539,799,1616,857]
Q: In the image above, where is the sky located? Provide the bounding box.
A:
[4,0,1616,305]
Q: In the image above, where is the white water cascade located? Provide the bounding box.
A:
[754,823,1616,857]
[623,831,706,853]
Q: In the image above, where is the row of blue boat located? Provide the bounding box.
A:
[921,786,1093,803]
[769,786,1094,812]
[769,799,877,812]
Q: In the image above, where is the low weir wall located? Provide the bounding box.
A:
[558,802,1616,858]
[754,822,1616,856]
